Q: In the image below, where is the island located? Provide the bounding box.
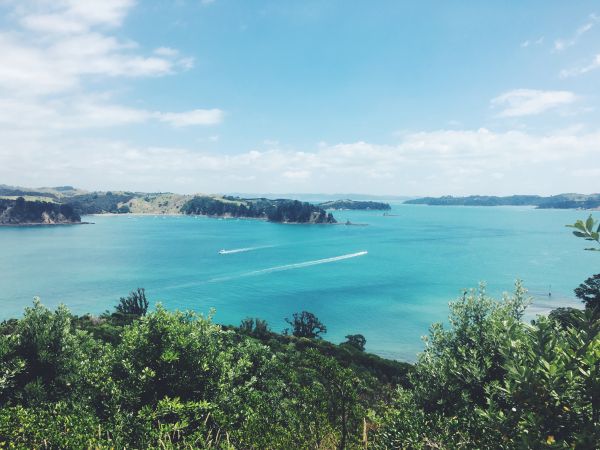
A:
[0,197,82,225]
[405,193,600,209]
[318,199,391,210]
[182,196,336,224]
[0,185,336,224]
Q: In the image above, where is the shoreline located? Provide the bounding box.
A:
[0,221,92,227]
[87,212,336,225]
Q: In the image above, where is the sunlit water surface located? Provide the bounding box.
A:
[1,204,595,361]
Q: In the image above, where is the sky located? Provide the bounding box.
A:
[0,0,599,196]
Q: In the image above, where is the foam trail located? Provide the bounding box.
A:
[219,247,257,254]
[210,251,367,282]
[218,245,273,254]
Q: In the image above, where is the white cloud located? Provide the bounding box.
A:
[1,127,598,195]
[0,96,222,130]
[491,89,577,117]
[0,28,190,96]
[554,14,598,51]
[560,54,600,78]
[154,46,179,57]
[0,0,216,134]
[19,0,136,34]
[155,109,224,127]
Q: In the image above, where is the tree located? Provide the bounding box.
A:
[284,311,327,339]
[115,288,149,316]
[574,273,600,311]
[239,317,270,338]
[342,334,366,351]
[549,307,583,329]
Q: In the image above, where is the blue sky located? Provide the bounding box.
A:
[0,0,599,195]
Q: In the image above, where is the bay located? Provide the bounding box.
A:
[0,204,595,361]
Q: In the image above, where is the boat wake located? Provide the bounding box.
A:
[218,245,275,254]
[210,251,368,282]
[219,247,260,254]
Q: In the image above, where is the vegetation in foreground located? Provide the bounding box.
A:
[0,218,598,448]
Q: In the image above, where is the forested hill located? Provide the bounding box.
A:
[0,185,337,223]
[181,196,336,224]
[0,197,81,225]
[405,193,600,209]
[319,199,392,210]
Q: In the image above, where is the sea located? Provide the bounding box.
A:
[1,204,596,361]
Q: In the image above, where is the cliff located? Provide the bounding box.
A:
[0,197,81,225]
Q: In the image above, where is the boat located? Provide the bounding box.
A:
[218,249,227,254]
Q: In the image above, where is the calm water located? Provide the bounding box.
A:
[0,204,596,361]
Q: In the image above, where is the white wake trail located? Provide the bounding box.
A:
[219,245,274,254]
[210,251,368,282]
[219,247,257,254]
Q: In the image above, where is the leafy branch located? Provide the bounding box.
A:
[566,214,600,251]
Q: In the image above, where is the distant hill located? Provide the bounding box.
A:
[0,197,81,225]
[405,194,600,209]
[0,184,86,200]
[319,199,391,210]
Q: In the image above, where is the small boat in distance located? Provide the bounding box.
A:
[218,249,227,254]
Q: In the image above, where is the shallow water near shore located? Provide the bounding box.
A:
[0,204,595,361]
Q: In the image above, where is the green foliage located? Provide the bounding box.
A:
[370,284,600,449]
[239,317,270,338]
[549,307,584,329]
[567,214,600,251]
[285,310,327,339]
[0,299,382,448]
[574,273,600,311]
[1,282,597,448]
[115,287,149,317]
[342,334,366,351]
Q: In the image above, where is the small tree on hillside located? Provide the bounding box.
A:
[342,334,366,351]
[115,288,149,316]
[574,274,600,311]
[240,317,270,338]
[284,311,327,339]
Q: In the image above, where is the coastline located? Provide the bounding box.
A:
[0,221,92,227]
[88,212,336,225]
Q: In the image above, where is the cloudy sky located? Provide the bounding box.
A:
[0,0,599,196]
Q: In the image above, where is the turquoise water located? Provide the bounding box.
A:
[0,205,597,361]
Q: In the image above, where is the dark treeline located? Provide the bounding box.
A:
[181,196,336,223]
[0,197,81,225]
[319,200,392,211]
